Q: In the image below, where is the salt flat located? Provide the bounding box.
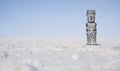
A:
[0,38,120,71]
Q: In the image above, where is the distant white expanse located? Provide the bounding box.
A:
[0,38,120,71]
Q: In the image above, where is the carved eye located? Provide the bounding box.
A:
[90,16,92,20]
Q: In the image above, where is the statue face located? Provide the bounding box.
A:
[88,15,95,23]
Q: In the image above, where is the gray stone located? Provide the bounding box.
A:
[86,10,97,45]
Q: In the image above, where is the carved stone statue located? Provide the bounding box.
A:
[86,10,97,45]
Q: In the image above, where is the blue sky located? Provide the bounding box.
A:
[0,0,120,38]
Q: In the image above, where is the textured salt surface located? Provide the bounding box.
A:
[0,38,120,71]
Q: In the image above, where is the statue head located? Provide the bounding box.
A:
[87,10,96,23]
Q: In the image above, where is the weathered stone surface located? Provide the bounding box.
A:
[86,10,97,45]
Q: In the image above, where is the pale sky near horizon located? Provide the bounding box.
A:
[0,0,120,38]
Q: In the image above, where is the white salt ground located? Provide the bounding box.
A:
[0,38,120,71]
